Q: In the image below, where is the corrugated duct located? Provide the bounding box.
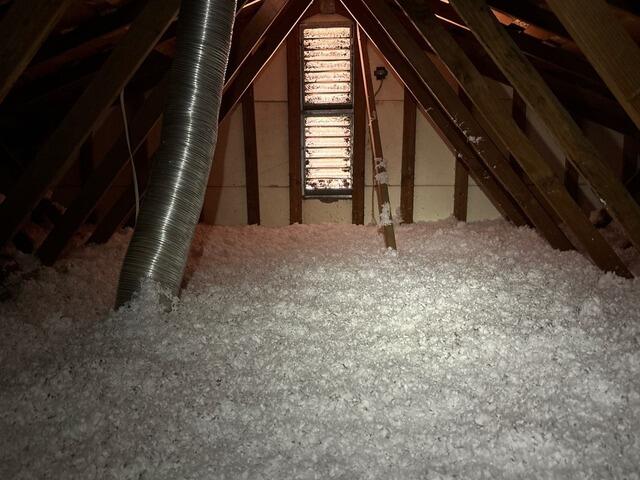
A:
[115,0,236,307]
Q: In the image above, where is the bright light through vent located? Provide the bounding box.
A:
[303,26,352,106]
[301,25,354,195]
[304,113,353,192]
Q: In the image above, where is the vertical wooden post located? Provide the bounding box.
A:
[400,88,417,224]
[242,85,260,225]
[454,90,472,221]
[356,27,397,249]
[453,159,469,221]
[352,55,366,225]
[286,29,303,224]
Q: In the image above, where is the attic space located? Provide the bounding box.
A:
[1,0,640,477]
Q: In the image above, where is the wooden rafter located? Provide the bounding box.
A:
[229,0,288,81]
[447,0,640,257]
[220,0,313,126]
[36,1,305,261]
[0,0,74,103]
[242,85,261,225]
[425,1,636,134]
[546,0,640,132]
[356,28,397,249]
[342,0,528,227]
[400,88,417,224]
[0,0,179,249]
[398,0,631,277]
[36,74,169,265]
[348,0,571,249]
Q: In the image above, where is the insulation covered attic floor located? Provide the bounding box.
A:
[1,220,640,479]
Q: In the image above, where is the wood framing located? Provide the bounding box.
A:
[352,54,366,225]
[343,0,527,227]
[286,29,303,225]
[347,0,571,249]
[0,0,179,249]
[242,85,261,225]
[0,0,74,103]
[453,159,469,222]
[229,0,288,78]
[447,0,640,257]
[356,28,397,249]
[401,88,417,224]
[397,0,631,276]
[220,0,313,131]
[546,0,640,131]
[36,74,169,265]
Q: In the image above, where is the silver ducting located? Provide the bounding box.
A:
[115,0,236,307]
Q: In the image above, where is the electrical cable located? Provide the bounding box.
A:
[119,88,140,223]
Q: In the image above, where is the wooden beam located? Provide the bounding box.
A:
[356,28,397,249]
[400,88,417,224]
[0,0,179,249]
[348,0,571,249]
[286,29,303,224]
[352,53,366,225]
[36,75,169,265]
[398,0,631,276]
[229,0,287,76]
[0,0,74,103]
[220,0,313,127]
[342,0,528,227]
[35,1,306,258]
[447,0,640,259]
[546,0,640,132]
[454,90,471,222]
[242,85,260,225]
[453,158,469,221]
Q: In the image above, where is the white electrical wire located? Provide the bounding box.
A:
[119,88,140,223]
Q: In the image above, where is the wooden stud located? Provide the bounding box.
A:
[242,85,260,225]
[0,0,179,249]
[343,0,527,226]
[546,0,640,132]
[286,28,303,225]
[347,0,570,248]
[453,159,469,221]
[397,0,631,276]
[352,54,366,225]
[356,28,397,249]
[400,88,417,224]
[454,90,471,222]
[0,0,74,103]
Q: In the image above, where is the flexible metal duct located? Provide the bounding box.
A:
[115,0,236,307]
